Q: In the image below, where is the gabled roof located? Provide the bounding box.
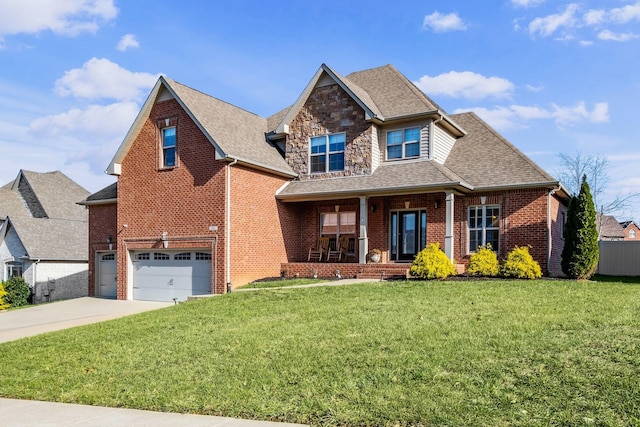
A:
[5,216,87,260]
[445,112,563,191]
[620,220,638,230]
[272,64,465,137]
[597,213,625,239]
[0,170,89,261]
[107,77,295,178]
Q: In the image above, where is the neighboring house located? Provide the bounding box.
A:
[0,170,90,303]
[82,63,569,302]
[619,220,640,240]
[597,213,626,241]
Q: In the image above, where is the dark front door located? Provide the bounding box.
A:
[391,210,427,261]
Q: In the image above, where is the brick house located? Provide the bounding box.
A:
[619,220,640,241]
[81,64,569,302]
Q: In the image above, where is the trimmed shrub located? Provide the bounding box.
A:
[2,276,31,307]
[410,243,456,280]
[467,244,499,277]
[500,246,542,279]
[0,283,9,310]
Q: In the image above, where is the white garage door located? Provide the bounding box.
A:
[132,250,212,302]
[98,252,117,298]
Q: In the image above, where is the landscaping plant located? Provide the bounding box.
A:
[500,245,542,279]
[561,174,599,279]
[467,244,499,277]
[0,283,9,310]
[2,276,31,307]
[410,242,456,279]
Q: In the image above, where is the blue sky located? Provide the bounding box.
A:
[1,0,639,221]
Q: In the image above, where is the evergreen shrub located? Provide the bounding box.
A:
[2,276,31,307]
[410,243,456,279]
[467,244,499,277]
[500,246,542,279]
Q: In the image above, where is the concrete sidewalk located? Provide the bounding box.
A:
[0,398,308,426]
[0,297,172,344]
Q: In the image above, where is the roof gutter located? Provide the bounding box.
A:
[77,198,118,207]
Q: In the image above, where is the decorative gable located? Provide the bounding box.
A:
[285,82,374,180]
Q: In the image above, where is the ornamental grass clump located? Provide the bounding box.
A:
[500,245,542,279]
[467,244,499,277]
[410,242,456,279]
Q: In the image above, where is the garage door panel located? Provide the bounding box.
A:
[132,250,212,302]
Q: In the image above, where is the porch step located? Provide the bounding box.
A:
[356,264,410,280]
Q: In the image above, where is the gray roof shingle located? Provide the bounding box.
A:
[0,170,88,261]
[164,78,295,176]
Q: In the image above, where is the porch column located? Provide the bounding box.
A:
[359,196,369,264]
[445,192,455,262]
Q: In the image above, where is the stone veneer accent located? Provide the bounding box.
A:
[286,83,373,180]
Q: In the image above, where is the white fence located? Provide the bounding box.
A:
[597,241,640,276]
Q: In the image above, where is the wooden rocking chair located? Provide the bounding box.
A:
[326,235,350,262]
[308,237,330,262]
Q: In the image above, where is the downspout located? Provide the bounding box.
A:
[32,259,40,302]
[225,158,238,292]
[547,187,559,276]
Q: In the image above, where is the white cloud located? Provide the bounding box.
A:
[597,30,639,42]
[528,3,579,37]
[414,71,514,100]
[29,101,139,140]
[584,9,605,25]
[579,40,594,46]
[525,84,544,92]
[511,0,545,8]
[422,11,467,33]
[0,0,117,38]
[609,2,640,24]
[116,34,140,51]
[54,57,159,101]
[455,101,609,131]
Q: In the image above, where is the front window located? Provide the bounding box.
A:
[320,211,356,255]
[310,133,345,173]
[6,262,22,279]
[387,127,420,160]
[468,205,500,253]
[630,229,636,239]
[162,127,176,168]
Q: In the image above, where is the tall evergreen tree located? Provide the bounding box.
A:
[561,175,599,279]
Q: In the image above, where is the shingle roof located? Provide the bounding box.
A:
[81,182,117,204]
[164,78,295,176]
[277,160,471,200]
[19,170,89,220]
[0,170,88,261]
[346,64,443,119]
[8,216,87,260]
[445,112,558,189]
[597,213,625,239]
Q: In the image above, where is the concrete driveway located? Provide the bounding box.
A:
[0,297,172,343]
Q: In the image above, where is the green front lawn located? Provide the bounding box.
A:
[1,279,639,426]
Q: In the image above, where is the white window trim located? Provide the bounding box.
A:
[309,132,345,174]
[385,126,421,161]
[468,205,500,254]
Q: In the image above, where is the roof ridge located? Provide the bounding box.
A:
[387,65,446,113]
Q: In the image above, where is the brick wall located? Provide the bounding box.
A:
[117,98,226,297]
[229,164,297,287]
[286,84,373,179]
[87,203,117,296]
[548,193,567,276]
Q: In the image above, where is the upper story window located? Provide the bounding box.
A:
[387,127,420,160]
[310,133,345,173]
[468,205,500,253]
[630,229,636,239]
[162,127,176,168]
